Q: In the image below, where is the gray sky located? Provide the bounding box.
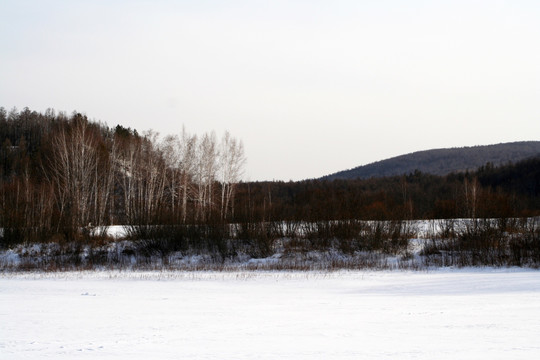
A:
[1,0,539,181]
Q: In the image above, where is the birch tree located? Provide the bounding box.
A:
[219,131,246,221]
[47,116,111,235]
[161,127,198,223]
[464,176,480,219]
[194,132,219,222]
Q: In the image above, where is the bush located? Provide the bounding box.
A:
[423,217,540,267]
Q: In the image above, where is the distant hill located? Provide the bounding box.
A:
[322,141,540,180]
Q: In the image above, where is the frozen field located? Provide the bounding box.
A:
[2,269,540,359]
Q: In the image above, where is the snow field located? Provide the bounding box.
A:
[1,269,540,359]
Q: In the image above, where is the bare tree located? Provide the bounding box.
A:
[115,131,141,224]
[219,131,246,221]
[178,128,197,223]
[138,131,167,224]
[47,117,106,235]
[161,134,182,220]
[120,131,167,225]
[93,137,116,230]
[160,127,198,223]
[464,176,480,219]
[194,132,219,222]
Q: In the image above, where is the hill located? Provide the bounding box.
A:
[322,141,540,180]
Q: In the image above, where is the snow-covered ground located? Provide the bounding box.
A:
[2,269,540,359]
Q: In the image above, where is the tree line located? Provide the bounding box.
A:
[232,162,540,224]
[1,107,539,253]
[0,107,245,245]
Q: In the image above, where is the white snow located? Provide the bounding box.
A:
[92,225,127,239]
[1,269,540,359]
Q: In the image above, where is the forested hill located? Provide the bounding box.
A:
[322,141,540,180]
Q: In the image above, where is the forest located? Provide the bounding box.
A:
[0,107,246,246]
[1,107,539,269]
[235,158,540,223]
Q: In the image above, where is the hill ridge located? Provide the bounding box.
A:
[322,141,540,180]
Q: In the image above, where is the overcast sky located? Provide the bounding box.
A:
[1,0,539,181]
